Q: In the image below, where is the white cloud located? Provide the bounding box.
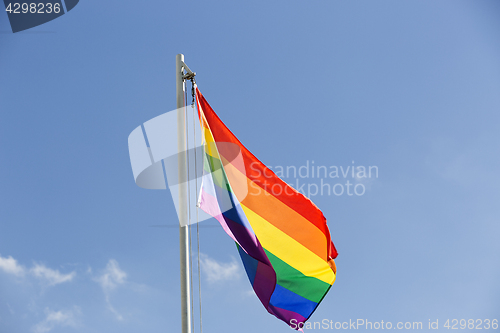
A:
[243,289,255,298]
[95,259,127,293]
[0,254,76,287]
[0,254,26,276]
[30,264,76,286]
[31,307,81,333]
[95,259,127,320]
[200,253,240,283]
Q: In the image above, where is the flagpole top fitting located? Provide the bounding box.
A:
[183,72,196,80]
[181,60,196,81]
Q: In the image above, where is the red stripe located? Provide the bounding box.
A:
[196,88,338,259]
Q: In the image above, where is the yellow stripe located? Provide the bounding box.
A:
[203,128,220,159]
[201,112,334,284]
[240,203,335,285]
[220,159,328,260]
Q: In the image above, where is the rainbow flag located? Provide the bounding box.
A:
[195,87,337,329]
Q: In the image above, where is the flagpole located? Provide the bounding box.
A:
[176,53,191,333]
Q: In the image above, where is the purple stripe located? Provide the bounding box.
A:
[200,180,277,309]
[199,188,238,242]
[252,261,277,309]
[268,304,307,330]
[224,215,271,265]
[199,178,258,241]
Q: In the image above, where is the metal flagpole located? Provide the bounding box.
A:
[176,53,194,333]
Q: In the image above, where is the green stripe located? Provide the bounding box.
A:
[264,249,331,303]
[205,152,233,193]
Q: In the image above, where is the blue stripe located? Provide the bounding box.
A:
[212,178,256,234]
[269,284,318,319]
[237,244,258,285]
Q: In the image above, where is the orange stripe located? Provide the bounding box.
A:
[197,88,338,260]
[222,160,328,261]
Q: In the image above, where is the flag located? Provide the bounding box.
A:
[196,87,337,329]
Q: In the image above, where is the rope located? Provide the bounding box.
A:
[192,83,203,333]
[184,80,195,333]
[182,75,203,333]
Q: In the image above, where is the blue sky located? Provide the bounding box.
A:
[1,1,499,332]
